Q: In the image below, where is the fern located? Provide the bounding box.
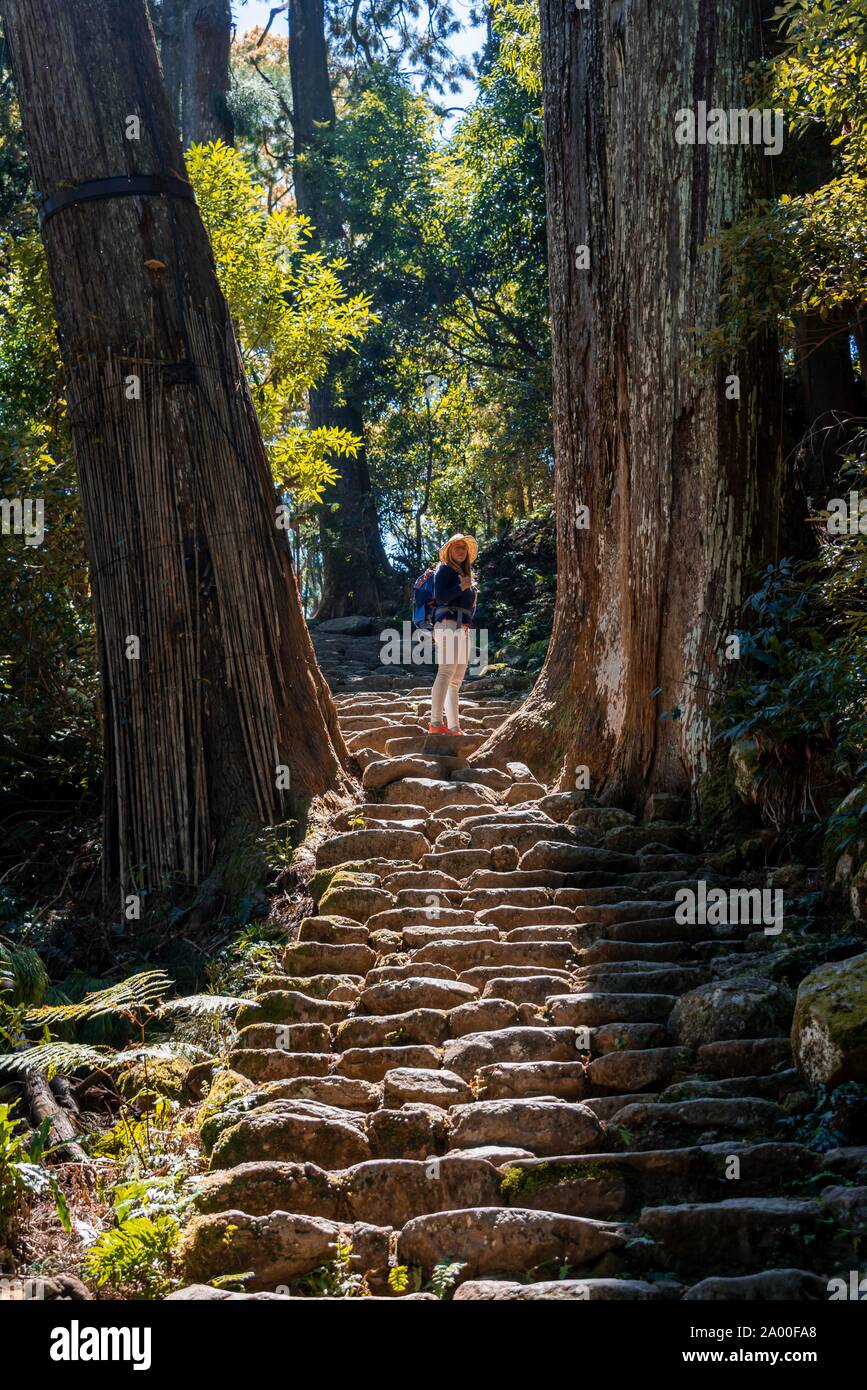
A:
[156,993,250,1018]
[0,1041,110,1079]
[25,970,172,1026]
[84,1215,179,1299]
[112,1173,193,1224]
[0,1103,71,1237]
[0,944,49,1006]
[111,1041,206,1065]
[429,1260,464,1299]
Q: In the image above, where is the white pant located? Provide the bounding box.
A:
[431,620,470,729]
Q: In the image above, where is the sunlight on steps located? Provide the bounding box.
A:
[172,675,842,1304]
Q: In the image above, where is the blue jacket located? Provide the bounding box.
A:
[433,561,476,624]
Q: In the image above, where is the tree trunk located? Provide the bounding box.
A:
[287,0,396,618]
[480,0,782,803]
[182,0,233,146]
[793,308,864,497]
[2,0,348,909]
[158,0,233,146]
[159,0,185,125]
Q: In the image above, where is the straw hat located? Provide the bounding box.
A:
[438,533,478,564]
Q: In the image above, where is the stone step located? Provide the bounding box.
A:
[638,1190,866,1273]
[505,925,582,946]
[604,919,730,943]
[480,974,581,1007]
[572,965,709,994]
[180,1209,390,1290]
[282,942,378,977]
[500,1143,816,1220]
[367,905,479,933]
[385,733,488,757]
[449,1098,604,1156]
[228,1050,333,1084]
[392,887,465,908]
[681,1270,830,1300]
[466,822,585,854]
[362,757,460,790]
[475,1060,587,1102]
[365,961,458,984]
[366,1104,450,1158]
[583,1093,659,1121]
[396,1206,629,1279]
[462,870,570,890]
[402,923,501,949]
[453,1278,677,1301]
[333,1009,449,1049]
[585,1047,691,1093]
[236,1021,331,1052]
[345,725,427,754]
[252,973,358,998]
[458,964,577,989]
[333,804,427,828]
[382,1067,473,1109]
[208,1100,371,1171]
[451,767,513,791]
[316,884,395,920]
[607,1097,785,1150]
[442,1025,580,1080]
[383,778,499,812]
[359,976,479,1014]
[592,1022,668,1053]
[477,905,578,930]
[421,849,498,877]
[410,939,577,972]
[315,827,431,869]
[554,895,675,920]
[659,1071,802,1104]
[237,993,351,1028]
[336,1045,443,1082]
[547,993,676,1026]
[193,1152,502,1228]
[695,1037,793,1077]
[449,998,523,1036]
[520,843,638,874]
[580,939,705,965]
[297,916,369,944]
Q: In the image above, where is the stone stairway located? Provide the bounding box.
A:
[173,685,864,1302]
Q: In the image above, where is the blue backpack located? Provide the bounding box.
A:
[412,566,437,629]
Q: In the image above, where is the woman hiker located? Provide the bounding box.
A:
[429,532,478,735]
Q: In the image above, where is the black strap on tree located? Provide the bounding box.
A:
[38,174,197,228]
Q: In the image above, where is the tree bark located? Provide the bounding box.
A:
[24,1069,87,1162]
[480,0,782,803]
[183,0,233,146]
[793,308,864,497]
[158,0,185,125]
[2,0,348,908]
[287,0,396,618]
[158,0,234,147]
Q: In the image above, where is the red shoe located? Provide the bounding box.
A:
[447,726,465,735]
[428,722,447,734]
